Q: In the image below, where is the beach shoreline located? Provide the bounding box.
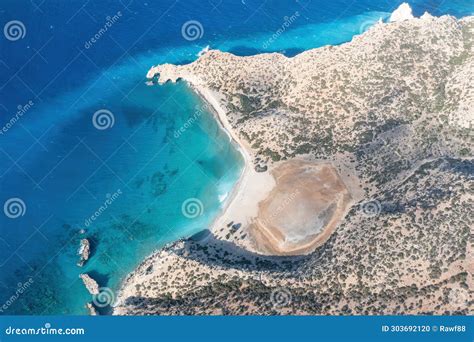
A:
[115,71,356,307]
[188,82,276,239]
[114,77,275,312]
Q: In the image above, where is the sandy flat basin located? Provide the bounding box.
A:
[250,160,352,255]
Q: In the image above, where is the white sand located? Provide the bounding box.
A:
[191,84,276,235]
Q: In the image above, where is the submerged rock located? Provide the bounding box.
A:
[86,302,98,316]
[79,274,100,295]
[77,238,90,267]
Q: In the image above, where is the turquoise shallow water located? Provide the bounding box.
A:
[0,0,472,315]
[0,78,243,314]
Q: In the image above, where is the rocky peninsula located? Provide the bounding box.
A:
[114,7,473,315]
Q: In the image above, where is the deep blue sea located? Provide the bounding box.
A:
[0,0,472,315]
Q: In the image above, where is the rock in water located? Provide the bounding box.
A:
[86,302,98,316]
[79,274,100,295]
[77,238,90,267]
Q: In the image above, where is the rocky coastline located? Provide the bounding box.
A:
[114,6,473,315]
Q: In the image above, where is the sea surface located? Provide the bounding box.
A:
[0,0,472,315]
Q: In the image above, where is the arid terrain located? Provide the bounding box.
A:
[114,11,473,315]
[250,160,352,255]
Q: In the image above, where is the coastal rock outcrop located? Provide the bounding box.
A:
[77,238,90,267]
[389,3,415,22]
[86,302,98,316]
[79,274,100,295]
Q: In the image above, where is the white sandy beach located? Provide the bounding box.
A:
[192,85,276,241]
